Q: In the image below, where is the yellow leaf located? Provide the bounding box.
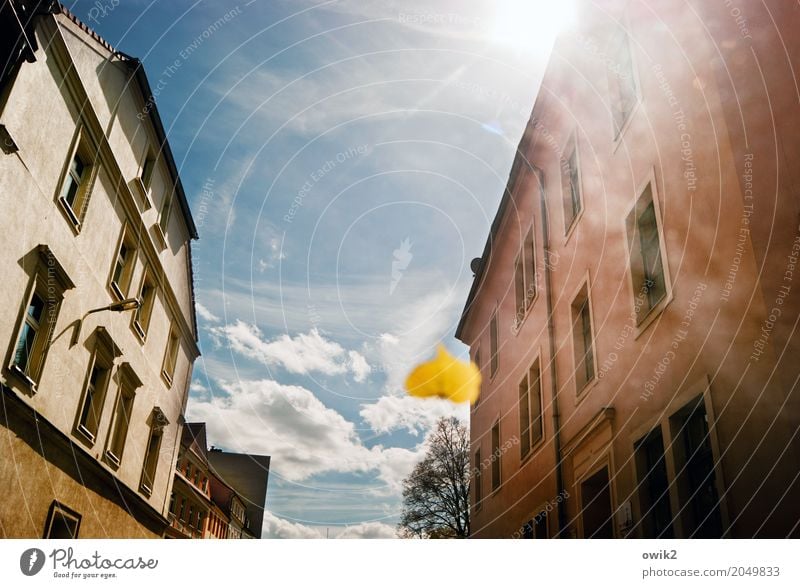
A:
[404,345,481,404]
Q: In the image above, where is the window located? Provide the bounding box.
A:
[57,131,95,229]
[188,505,195,528]
[670,397,723,538]
[626,181,667,324]
[473,448,482,509]
[162,323,180,385]
[562,139,582,232]
[13,292,47,380]
[169,492,176,514]
[571,285,595,393]
[140,152,156,189]
[178,496,186,521]
[514,228,537,325]
[194,468,200,486]
[158,189,173,235]
[9,246,73,386]
[521,510,547,538]
[43,501,81,539]
[109,226,138,300]
[76,329,120,443]
[491,421,501,491]
[519,359,543,458]
[132,269,156,340]
[105,363,139,466]
[635,428,674,538]
[608,25,638,138]
[139,407,168,496]
[489,312,499,377]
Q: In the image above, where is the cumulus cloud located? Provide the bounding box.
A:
[261,510,397,539]
[210,321,371,381]
[196,303,220,323]
[334,521,397,539]
[360,394,467,436]
[261,511,324,539]
[186,378,419,486]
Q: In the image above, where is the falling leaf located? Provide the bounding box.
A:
[404,345,481,404]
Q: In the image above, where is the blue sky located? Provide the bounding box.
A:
[68,0,560,537]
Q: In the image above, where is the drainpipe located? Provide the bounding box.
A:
[533,163,567,538]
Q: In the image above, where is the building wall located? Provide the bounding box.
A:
[0,11,198,537]
[461,0,800,538]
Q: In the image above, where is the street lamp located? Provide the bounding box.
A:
[70,298,141,346]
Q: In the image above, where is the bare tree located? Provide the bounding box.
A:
[398,417,470,538]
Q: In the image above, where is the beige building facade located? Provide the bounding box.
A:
[457,0,800,538]
[0,2,199,537]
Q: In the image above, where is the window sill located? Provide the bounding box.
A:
[512,294,539,335]
[131,319,148,344]
[129,177,153,211]
[75,424,96,446]
[574,376,599,406]
[104,450,121,470]
[139,483,153,497]
[611,99,642,155]
[7,364,38,394]
[520,437,546,466]
[57,197,82,235]
[563,206,585,246]
[161,369,174,388]
[150,223,167,251]
[633,292,673,341]
[109,281,125,301]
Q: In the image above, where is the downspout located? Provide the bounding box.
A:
[533,163,567,538]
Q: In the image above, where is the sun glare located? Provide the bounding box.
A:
[490,0,576,53]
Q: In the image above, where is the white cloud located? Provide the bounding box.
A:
[261,511,324,539]
[261,510,397,539]
[334,521,397,539]
[196,303,220,323]
[348,350,371,383]
[210,321,371,381]
[360,394,467,436]
[186,378,420,486]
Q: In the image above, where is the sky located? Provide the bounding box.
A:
[67,0,564,537]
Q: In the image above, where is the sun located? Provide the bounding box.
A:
[490,0,576,53]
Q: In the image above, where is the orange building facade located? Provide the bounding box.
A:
[457,0,800,538]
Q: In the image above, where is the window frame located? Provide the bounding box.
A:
[43,501,82,539]
[104,362,140,467]
[75,328,121,445]
[513,226,538,330]
[561,134,584,237]
[108,224,138,301]
[7,246,74,391]
[491,420,501,492]
[55,126,98,232]
[489,309,499,379]
[625,171,672,335]
[607,20,641,145]
[139,407,169,497]
[131,267,157,342]
[570,278,597,398]
[519,356,544,461]
[161,322,180,386]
